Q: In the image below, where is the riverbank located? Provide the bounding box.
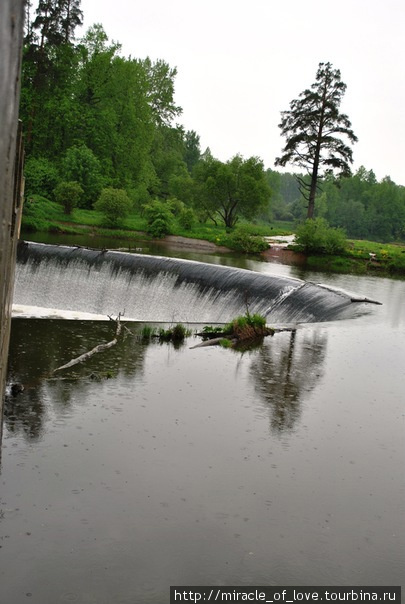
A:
[21,197,405,277]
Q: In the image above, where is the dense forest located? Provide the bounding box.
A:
[21,0,405,241]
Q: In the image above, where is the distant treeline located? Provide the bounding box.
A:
[268,168,405,241]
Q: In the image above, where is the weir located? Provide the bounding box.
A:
[14,242,376,324]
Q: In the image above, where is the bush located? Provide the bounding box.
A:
[228,225,269,253]
[94,188,132,226]
[167,197,185,216]
[223,312,269,340]
[178,207,196,230]
[295,218,347,254]
[53,181,83,215]
[144,200,173,238]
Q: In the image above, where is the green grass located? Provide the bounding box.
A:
[20,196,405,276]
[22,196,292,247]
[303,240,405,276]
[140,323,192,346]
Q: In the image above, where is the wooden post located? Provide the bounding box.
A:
[0,0,25,429]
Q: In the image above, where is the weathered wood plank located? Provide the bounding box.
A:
[0,0,25,425]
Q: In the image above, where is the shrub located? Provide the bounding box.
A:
[144,200,173,238]
[223,312,270,340]
[94,188,132,227]
[228,225,269,253]
[53,181,83,215]
[178,207,196,230]
[167,197,185,216]
[295,218,347,254]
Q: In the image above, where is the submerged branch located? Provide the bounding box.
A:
[52,313,124,374]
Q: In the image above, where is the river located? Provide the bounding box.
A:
[1,241,404,603]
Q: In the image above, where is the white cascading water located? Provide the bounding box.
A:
[13,242,376,323]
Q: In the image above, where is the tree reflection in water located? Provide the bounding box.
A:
[249,329,327,433]
[4,318,148,441]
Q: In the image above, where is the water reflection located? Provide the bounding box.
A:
[5,319,148,440]
[5,318,329,442]
[250,328,327,433]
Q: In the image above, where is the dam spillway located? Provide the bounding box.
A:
[13,242,375,323]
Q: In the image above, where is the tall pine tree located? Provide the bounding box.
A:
[276,62,357,218]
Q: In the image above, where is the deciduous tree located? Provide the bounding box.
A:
[194,155,270,228]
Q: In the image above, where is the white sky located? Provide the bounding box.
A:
[79,0,405,185]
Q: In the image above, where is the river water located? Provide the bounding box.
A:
[1,244,404,603]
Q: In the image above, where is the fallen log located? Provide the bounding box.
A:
[52,314,123,374]
[190,337,237,349]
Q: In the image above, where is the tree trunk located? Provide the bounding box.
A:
[307,82,327,219]
[307,158,319,219]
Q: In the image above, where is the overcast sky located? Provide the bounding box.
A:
[79,0,404,185]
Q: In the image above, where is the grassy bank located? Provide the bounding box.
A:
[21,196,292,250]
[298,239,405,277]
[22,196,405,277]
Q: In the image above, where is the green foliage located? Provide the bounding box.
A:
[140,325,157,341]
[53,181,83,214]
[219,338,233,348]
[94,188,133,226]
[177,207,196,230]
[167,197,185,216]
[223,312,267,336]
[21,196,63,232]
[140,58,182,126]
[62,145,103,208]
[295,218,347,254]
[193,155,271,228]
[228,225,268,253]
[201,312,272,350]
[140,323,191,345]
[183,130,201,173]
[202,325,223,335]
[144,200,173,238]
[24,157,60,198]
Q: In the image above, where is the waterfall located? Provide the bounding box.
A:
[13,242,376,323]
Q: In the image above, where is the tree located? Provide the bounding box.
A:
[140,57,182,126]
[32,0,82,47]
[75,28,155,189]
[183,130,201,173]
[53,180,83,214]
[94,188,132,226]
[59,0,83,44]
[193,155,271,228]
[275,62,357,219]
[21,1,82,155]
[61,145,103,207]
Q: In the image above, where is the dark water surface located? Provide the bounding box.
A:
[1,251,404,603]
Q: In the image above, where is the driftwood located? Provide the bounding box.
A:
[190,337,237,349]
[52,314,124,374]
